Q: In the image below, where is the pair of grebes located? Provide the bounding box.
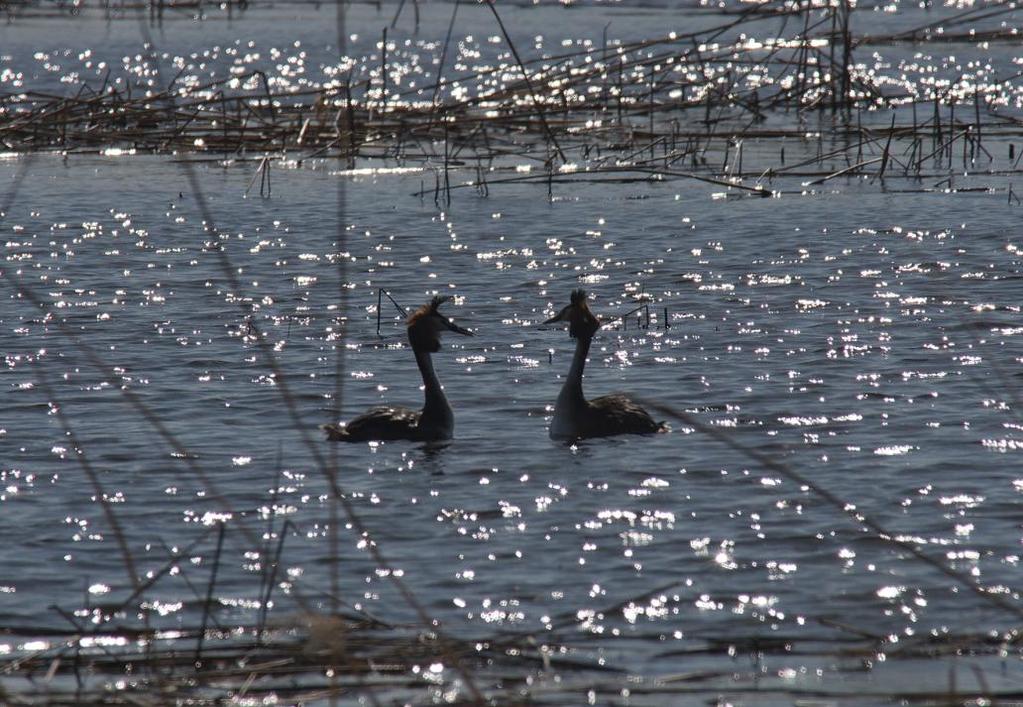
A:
[323,290,666,442]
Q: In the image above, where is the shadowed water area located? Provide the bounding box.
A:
[3,1,1023,703]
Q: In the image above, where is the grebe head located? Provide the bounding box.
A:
[544,289,601,340]
[407,295,474,352]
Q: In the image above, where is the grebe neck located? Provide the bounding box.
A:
[414,346,453,432]
[560,334,592,403]
[550,334,592,439]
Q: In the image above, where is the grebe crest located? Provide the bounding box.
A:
[407,295,472,351]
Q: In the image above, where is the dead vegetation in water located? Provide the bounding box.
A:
[2,0,1023,202]
[3,581,1022,704]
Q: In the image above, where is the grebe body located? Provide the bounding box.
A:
[546,290,664,441]
[323,296,472,443]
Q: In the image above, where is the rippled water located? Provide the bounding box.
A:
[4,2,1023,702]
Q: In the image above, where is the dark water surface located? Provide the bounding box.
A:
[3,1,1023,703]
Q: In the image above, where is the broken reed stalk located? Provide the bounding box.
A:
[483,0,565,163]
[328,0,348,643]
[31,361,141,592]
[427,0,460,128]
[257,448,286,638]
[194,522,226,668]
[877,112,896,179]
[258,520,293,643]
[376,287,409,335]
[840,0,852,117]
[381,26,388,110]
[636,397,1023,624]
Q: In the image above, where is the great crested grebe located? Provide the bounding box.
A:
[545,289,665,440]
[323,296,473,443]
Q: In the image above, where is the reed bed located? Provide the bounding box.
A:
[2,0,1022,198]
[2,530,1021,704]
